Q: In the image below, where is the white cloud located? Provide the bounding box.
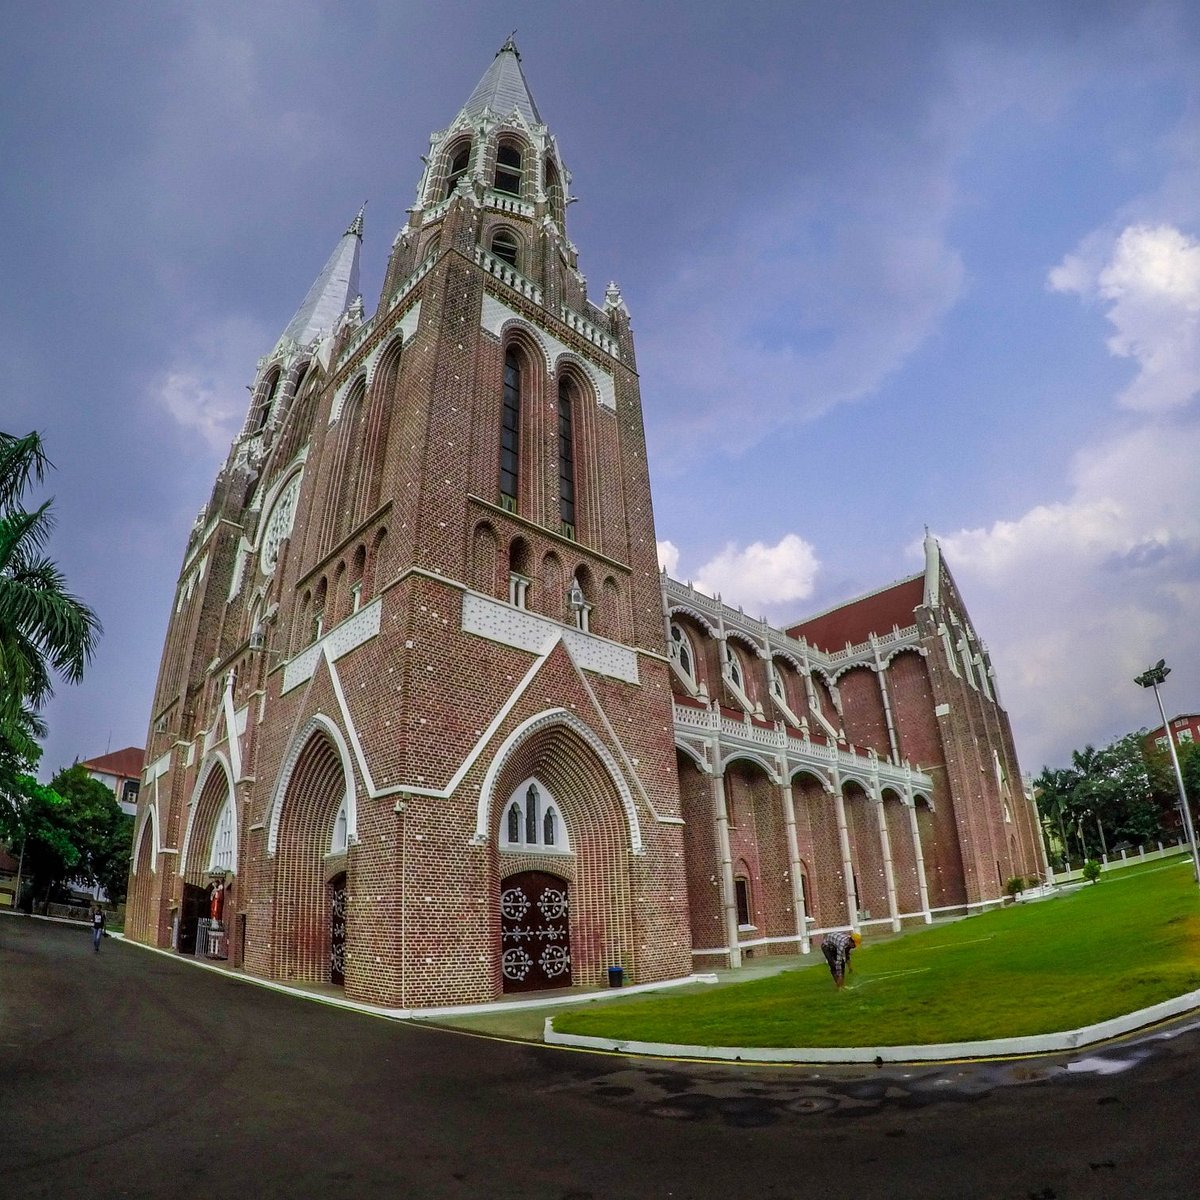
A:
[671,533,821,617]
[146,315,270,450]
[939,418,1200,770]
[1050,224,1200,412]
[656,539,680,576]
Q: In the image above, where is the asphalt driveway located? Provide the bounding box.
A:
[2,915,1197,1199]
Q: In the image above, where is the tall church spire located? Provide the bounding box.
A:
[277,209,364,350]
[461,36,542,126]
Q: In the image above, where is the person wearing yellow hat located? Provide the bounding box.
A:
[821,929,862,988]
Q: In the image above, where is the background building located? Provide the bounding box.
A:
[126,42,1042,1004]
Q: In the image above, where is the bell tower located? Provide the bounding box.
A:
[128,40,692,1007]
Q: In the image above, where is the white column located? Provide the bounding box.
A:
[906,795,933,923]
[779,778,810,953]
[831,784,859,930]
[711,766,742,968]
[874,790,901,933]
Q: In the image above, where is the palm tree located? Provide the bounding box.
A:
[0,431,100,728]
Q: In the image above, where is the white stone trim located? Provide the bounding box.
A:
[132,801,160,876]
[475,707,643,854]
[462,591,637,683]
[282,597,382,694]
[145,750,172,784]
[266,713,357,857]
[480,294,616,411]
[178,752,235,879]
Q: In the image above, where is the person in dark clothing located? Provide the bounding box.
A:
[821,929,861,988]
[91,906,106,953]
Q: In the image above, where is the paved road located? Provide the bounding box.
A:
[2,916,1197,1199]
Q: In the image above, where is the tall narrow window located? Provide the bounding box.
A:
[558,378,576,536]
[545,160,565,225]
[499,348,521,512]
[495,142,523,195]
[524,783,539,844]
[446,141,471,196]
[507,803,521,844]
[735,878,751,927]
[253,369,281,433]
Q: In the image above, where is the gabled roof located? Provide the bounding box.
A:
[787,575,925,653]
[462,37,542,126]
[79,746,145,780]
[277,209,364,349]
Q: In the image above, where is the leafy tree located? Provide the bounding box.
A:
[1037,733,1168,864]
[0,431,101,727]
[46,764,133,903]
[0,772,77,907]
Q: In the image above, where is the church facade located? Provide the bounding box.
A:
[125,43,1045,1007]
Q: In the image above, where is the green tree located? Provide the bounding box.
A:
[0,431,101,728]
[0,772,77,907]
[46,764,132,903]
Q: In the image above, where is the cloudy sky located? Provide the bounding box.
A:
[5,1,1200,778]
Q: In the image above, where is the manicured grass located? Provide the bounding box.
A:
[553,859,1200,1047]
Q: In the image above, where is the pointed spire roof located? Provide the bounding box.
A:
[462,36,542,126]
[277,208,364,349]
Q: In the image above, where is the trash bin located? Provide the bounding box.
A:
[607,965,624,988]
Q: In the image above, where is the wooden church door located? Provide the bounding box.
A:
[500,871,572,992]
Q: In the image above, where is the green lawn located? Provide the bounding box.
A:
[553,859,1200,1047]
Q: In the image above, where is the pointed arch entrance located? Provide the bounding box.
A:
[482,710,638,991]
[177,755,237,959]
[270,723,354,986]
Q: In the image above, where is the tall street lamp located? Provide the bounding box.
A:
[1135,659,1200,886]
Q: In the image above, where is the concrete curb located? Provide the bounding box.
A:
[543,986,1200,1063]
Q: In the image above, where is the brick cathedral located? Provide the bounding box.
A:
[126,42,1046,1006]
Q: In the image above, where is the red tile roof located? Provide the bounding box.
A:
[79,746,145,781]
[788,575,925,653]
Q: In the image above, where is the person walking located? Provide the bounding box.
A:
[91,905,106,953]
[821,929,861,988]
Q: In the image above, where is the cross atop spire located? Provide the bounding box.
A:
[461,36,541,126]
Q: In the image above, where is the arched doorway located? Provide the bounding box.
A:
[500,870,571,992]
[270,725,353,986]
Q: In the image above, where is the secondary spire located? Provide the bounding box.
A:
[277,208,364,349]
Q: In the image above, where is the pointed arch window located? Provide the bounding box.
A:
[499,348,521,512]
[446,140,472,197]
[545,160,565,225]
[494,141,523,196]
[253,369,281,433]
[500,779,570,853]
[558,377,576,537]
[727,646,744,691]
[331,797,349,855]
[768,660,785,701]
[669,622,694,681]
[208,795,236,873]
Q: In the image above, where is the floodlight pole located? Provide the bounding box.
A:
[1135,661,1200,886]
